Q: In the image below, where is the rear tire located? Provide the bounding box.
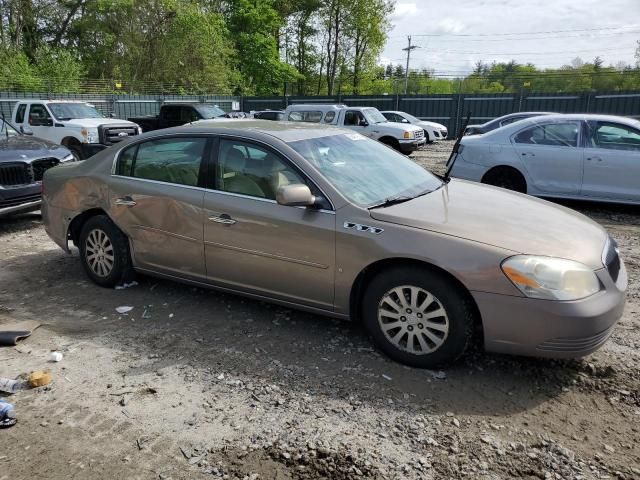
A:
[362,266,475,368]
[482,167,527,193]
[69,144,83,161]
[79,215,134,288]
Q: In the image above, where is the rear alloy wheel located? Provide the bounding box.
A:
[362,267,475,367]
[482,168,527,193]
[79,215,134,288]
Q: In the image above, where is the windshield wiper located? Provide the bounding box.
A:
[368,189,433,209]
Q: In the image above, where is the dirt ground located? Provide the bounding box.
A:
[1,141,639,480]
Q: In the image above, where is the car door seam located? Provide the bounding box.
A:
[203,240,328,269]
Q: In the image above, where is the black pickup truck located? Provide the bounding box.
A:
[128,103,227,132]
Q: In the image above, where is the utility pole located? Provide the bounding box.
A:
[402,36,418,95]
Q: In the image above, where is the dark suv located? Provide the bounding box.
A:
[1,118,74,217]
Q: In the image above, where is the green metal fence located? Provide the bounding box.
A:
[2,91,639,138]
[242,91,640,138]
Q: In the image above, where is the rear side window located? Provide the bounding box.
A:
[160,106,180,121]
[15,104,26,123]
[513,122,579,147]
[117,137,206,187]
[288,111,323,123]
[324,111,336,123]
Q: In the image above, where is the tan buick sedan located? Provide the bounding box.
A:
[42,121,627,367]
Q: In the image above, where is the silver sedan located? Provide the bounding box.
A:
[449,114,640,205]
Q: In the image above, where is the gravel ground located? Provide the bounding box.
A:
[1,141,639,480]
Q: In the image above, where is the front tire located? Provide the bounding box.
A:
[362,267,475,368]
[79,215,134,288]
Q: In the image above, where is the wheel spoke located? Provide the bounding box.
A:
[381,320,403,332]
[417,292,434,312]
[379,310,402,320]
[424,321,448,332]
[423,307,446,320]
[394,288,409,309]
[422,328,444,347]
[381,296,402,314]
[416,332,430,353]
[409,287,420,308]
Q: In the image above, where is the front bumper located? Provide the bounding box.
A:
[474,266,627,358]
[0,184,42,217]
[398,138,426,154]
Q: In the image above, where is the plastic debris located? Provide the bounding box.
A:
[116,306,134,314]
[28,370,52,388]
[115,281,139,290]
[0,377,22,394]
[382,374,392,381]
[49,351,63,362]
[0,401,16,428]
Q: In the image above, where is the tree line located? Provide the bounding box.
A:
[1,1,639,96]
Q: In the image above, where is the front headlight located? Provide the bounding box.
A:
[60,153,75,163]
[80,128,99,144]
[501,255,600,301]
[403,131,415,139]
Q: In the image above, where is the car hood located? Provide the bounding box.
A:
[418,121,446,130]
[377,122,422,133]
[369,179,608,269]
[62,118,138,128]
[0,135,70,162]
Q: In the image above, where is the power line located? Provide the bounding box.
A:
[398,24,640,38]
[386,30,640,43]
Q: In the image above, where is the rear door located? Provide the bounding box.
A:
[202,137,336,309]
[511,120,583,195]
[582,120,640,201]
[108,135,209,280]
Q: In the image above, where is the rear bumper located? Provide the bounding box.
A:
[474,266,627,358]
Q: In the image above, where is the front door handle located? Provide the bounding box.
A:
[521,152,535,157]
[115,196,136,207]
[208,214,236,225]
[586,156,602,162]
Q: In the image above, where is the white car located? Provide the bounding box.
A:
[381,111,448,142]
[11,100,142,160]
[449,114,640,205]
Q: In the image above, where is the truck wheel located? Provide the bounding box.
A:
[79,215,134,288]
[362,266,475,368]
[380,137,401,152]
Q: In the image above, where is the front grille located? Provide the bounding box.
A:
[0,193,41,208]
[100,125,139,145]
[603,237,621,282]
[537,326,614,353]
[32,158,59,181]
[0,163,30,186]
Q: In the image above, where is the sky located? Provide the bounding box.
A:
[381,0,640,75]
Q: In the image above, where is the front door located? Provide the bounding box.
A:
[26,104,54,139]
[203,138,336,309]
[511,120,583,195]
[108,135,209,280]
[343,110,374,138]
[582,120,640,202]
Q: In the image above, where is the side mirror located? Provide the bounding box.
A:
[276,184,316,207]
[402,118,409,123]
[359,119,369,127]
[20,125,34,135]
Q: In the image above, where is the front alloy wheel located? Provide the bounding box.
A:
[378,286,449,355]
[362,266,475,367]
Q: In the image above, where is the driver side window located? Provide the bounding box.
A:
[344,111,364,126]
[28,104,52,126]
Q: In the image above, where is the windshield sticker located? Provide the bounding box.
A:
[344,133,366,141]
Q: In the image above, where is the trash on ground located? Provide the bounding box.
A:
[116,306,134,314]
[382,374,392,381]
[115,281,139,290]
[0,320,41,346]
[0,401,16,429]
[142,306,152,319]
[28,370,52,388]
[49,351,63,362]
[0,377,22,394]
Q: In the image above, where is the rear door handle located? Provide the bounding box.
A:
[115,196,136,207]
[521,152,535,157]
[208,214,236,225]
[586,156,602,162]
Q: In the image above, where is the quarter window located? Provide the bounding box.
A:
[324,111,336,123]
[513,122,579,147]
[587,122,640,151]
[216,140,305,200]
[117,137,206,186]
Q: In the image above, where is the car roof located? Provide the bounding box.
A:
[143,119,351,143]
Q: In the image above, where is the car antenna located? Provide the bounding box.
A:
[442,111,472,183]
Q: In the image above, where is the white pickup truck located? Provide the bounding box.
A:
[283,104,425,154]
[11,100,142,160]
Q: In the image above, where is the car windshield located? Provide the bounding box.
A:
[288,133,442,207]
[0,118,19,137]
[363,108,388,124]
[401,112,421,123]
[49,103,104,120]
[197,105,226,119]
